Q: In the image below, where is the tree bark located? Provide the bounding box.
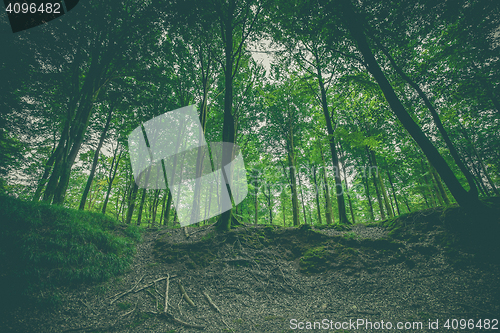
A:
[374,37,478,198]
[137,188,147,226]
[367,148,385,220]
[79,103,115,210]
[386,170,401,216]
[316,64,349,224]
[125,182,139,225]
[340,0,481,212]
[320,150,334,225]
[102,147,123,214]
[313,166,323,225]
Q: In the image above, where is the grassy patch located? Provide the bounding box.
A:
[0,194,141,307]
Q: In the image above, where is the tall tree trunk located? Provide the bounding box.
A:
[339,142,355,224]
[363,173,375,220]
[422,160,442,206]
[282,191,286,226]
[340,0,481,212]
[164,190,173,226]
[429,163,451,205]
[316,65,349,224]
[288,147,300,226]
[268,186,273,224]
[386,170,401,216]
[137,189,147,226]
[79,103,114,210]
[320,149,334,225]
[50,50,110,204]
[367,149,385,220]
[313,166,323,225]
[297,168,308,224]
[263,183,273,225]
[32,146,57,202]
[102,147,123,214]
[217,5,237,232]
[374,37,478,198]
[370,150,393,218]
[125,182,139,225]
[254,178,259,224]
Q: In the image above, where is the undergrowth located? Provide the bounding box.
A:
[0,194,142,308]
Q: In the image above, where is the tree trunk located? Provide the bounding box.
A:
[363,174,375,220]
[297,168,308,224]
[320,147,334,224]
[316,65,349,224]
[102,146,122,214]
[288,148,300,226]
[137,189,147,226]
[254,178,259,224]
[80,105,114,210]
[429,163,451,205]
[217,5,236,232]
[125,182,139,225]
[386,170,401,215]
[164,190,173,226]
[367,148,385,220]
[375,37,478,198]
[313,166,323,225]
[370,150,393,218]
[340,0,481,212]
[339,142,355,224]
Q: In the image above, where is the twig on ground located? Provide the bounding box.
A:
[203,291,234,332]
[164,274,170,313]
[146,289,158,310]
[134,275,177,293]
[109,274,144,305]
[203,291,221,313]
[163,313,205,329]
[178,279,195,306]
[120,300,138,318]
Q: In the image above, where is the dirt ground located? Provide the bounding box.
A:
[1,218,499,333]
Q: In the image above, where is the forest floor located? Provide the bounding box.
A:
[1,204,500,333]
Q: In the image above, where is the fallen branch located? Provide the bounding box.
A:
[164,274,170,313]
[163,313,205,329]
[203,291,221,313]
[110,274,144,305]
[202,291,234,332]
[120,300,138,318]
[178,280,195,306]
[135,275,177,293]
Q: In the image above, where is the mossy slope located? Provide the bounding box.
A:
[0,194,142,307]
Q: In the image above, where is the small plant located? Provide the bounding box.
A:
[343,231,358,240]
[201,231,215,242]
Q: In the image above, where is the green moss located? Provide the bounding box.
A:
[0,194,140,308]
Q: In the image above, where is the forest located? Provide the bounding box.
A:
[0,0,499,332]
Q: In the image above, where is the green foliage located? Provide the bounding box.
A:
[343,231,358,240]
[0,194,141,305]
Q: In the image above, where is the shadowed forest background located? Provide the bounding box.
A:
[0,0,499,332]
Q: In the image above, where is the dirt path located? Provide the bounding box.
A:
[2,223,499,333]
